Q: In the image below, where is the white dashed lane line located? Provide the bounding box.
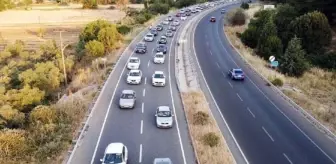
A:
[141,102,144,113]
[209,50,213,56]
[144,77,147,85]
[262,126,275,142]
[227,81,233,88]
[143,88,146,97]
[139,144,143,163]
[147,60,150,67]
[283,153,293,164]
[140,120,143,134]
[236,93,243,101]
[247,107,255,118]
[216,62,220,68]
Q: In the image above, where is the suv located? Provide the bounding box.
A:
[135,42,146,54]
[100,143,128,164]
[210,17,216,22]
[228,68,245,80]
[152,71,166,86]
[158,36,167,44]
[119,90,136,109]
[156,44,167,54]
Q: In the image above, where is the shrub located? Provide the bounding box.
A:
[0,129,28,159]
[193,111,209,125]
[202,132,220,147]
[80,19,112,42]
[241,25,258,48]
[126,7,139,17]
[271,78,283,86]
[85,40,105,57]
[135,14,147,24]
[148,3,169,14]
[117,25,132,35]
[227,8,246,26]
[240,2,249,10]
[82,0,98,9]
[97,25,123,51]
[30,105,57,124]
[311,52,336,70]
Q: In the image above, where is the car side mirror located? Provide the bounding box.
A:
[155,114,157,117]
[100,159,103,162]
[172,114,175,117]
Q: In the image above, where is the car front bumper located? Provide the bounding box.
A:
[152,82,165,86]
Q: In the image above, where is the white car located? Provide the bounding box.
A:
[152,71,166,87]
[127,70,142,84]
[180,15,187,21]
[162,20,169,25]
[144,33,154,42]
[100,143,128,164]
[172,20,180,26]
[153,52,165,64]
[127,57,140,70]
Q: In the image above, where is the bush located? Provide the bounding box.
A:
[311,52,336,70]
[135,14,148,24]
[241,25,258,48]
[85,40,105,57]
[193,111,209,125]
[0,129,28,159]
[117,25,132,35]
[228,8,246,26]
[98,25,123,51]
[30,105,56,124]
[202,132,220,147]
[82,0,98,9]
[271,78,283,86]
[126,7,139,17]
[240,2,249,10]
[148,3,170,14]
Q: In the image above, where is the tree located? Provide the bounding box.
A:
[98,26,123,51]
[80,19,112,43]
[289,11,332,55]
[240,2,249,10]
[228,8,246,26]
[39,40,60,62]
[19,62,62,94]
[30,105,56,125]
[274,4,299,49]
[82,0,98,9]
[116,0,129,9]
[0,105,25,129]
[249,9,274,37]
[85,40,105,57]
[241,25,258,48]
[279,36,309,77]
[257,17,283,59]
[148,3,170,14]
[6,85,45,112]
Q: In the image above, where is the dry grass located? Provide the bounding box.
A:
[182,91,234,164]
[224,4,336,132]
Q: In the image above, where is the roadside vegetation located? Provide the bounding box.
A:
[0,0,201,162]
[225,1,336,132]
[182,92,234,164]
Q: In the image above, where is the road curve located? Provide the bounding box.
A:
[193,4,336,164]
[66,6,216,164]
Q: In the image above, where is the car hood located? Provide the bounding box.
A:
[127,76,141,81]
[156,117,173,124]
[153,78,165,83]
[128,63,140,66]
[120,98,134,106]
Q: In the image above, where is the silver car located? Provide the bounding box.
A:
[153,158,172,164]
[119,90,136,109]
[155,106,174,128]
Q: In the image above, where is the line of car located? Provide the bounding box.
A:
[99,1,226,163]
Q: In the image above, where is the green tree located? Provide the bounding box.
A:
[19,62,62,94]
[148,3,170,14]
[241,25,258,48]
[98,26,123,51]
[0,105,25,129]
[228,8,246,26]
[80,19,112,42]
[274,4,299,49]
[5,40,24,57]
[279,36,309,77]
[6,85,45,112]
[39,40,60,62]
[82,0,98,9]
[240,2,249,10]
[85,40,105,57]
[289,11,332,55]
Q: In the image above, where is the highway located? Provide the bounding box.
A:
[66,4,223,164]
[192,4,336,164]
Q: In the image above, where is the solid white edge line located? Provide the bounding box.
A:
[221,16,336,164]
[168,20,187,164]
[283,153,293,164]
[139,144,143,163]
[142,102,144,113]
[246,107,255,118]
[192,6,249,164]
[262,126,275,142]
[236,93,243,101]
[140,120,143,134]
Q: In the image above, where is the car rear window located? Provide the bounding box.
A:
[130,59,139,63]
[154,74,164,78]
[121,93,134,99]
[234,70,243,74]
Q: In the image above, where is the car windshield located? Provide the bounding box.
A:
[129,59,139,63]
[130,71,140,76]
[154,74,164,78]
[159,45,165,48]
[157,111,171,117]
[146,34,153,37]
[160,38,166,41]
[151,29,157,32]
[167,30,172,33]
[103,153,123,163]
[121,93,134,99]
[234,70,243,74]
[156,54,164,58]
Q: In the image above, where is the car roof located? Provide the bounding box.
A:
[130,57,139,60]
[154,71,164,74]
[122,90,135,94]
[233,68,243,71]
[161,36,167,38]
[211,17,215,18]
[105,143,124,154]
[158,106,170,112]
[154,158,172,164]
[129,69,141,73]
[146,33,154,36]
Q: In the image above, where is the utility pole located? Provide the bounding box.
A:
[55,30,70,87]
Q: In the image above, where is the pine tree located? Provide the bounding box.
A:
[279,36,309,77]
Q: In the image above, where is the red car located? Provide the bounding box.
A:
[176,13,181,17]
[210,17,216,22]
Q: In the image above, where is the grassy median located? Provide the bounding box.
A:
[181,91,234,164]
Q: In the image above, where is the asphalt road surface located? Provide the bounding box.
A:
[193,4,336,164]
